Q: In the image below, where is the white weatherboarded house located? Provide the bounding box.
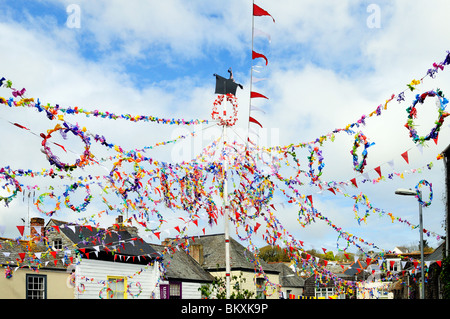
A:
[47,218,162,299]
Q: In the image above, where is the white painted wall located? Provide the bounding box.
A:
[75,259,160,299]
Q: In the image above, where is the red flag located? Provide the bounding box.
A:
[154,232,161,240]
[252,50,268,65]
[17,225,25,236]
[401,151,409,164]
[350,178,357,188]
[249,116,263,128]
[307,195,313,206]
[374,166,382,178]
[13,123,29,130]
[254,222,261,233]
[18,252,26,261]
[437,260,442,267]
[327,188,336,195]
[174,226,181,233]
[52,225,60,233]
[50,251,57,259]
[253,4,275,22]
[250,91,269,99]
[322,248,327,254]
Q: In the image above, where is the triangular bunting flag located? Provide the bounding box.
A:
[249,116,263,128]
[350,178,358,187]
[253,3,275,22]
[374,166,382,178]
[401,151,409,164]
[18,252,26,261]
[16,225,25,236]
[250,91,269,99]
[252,50,268,65]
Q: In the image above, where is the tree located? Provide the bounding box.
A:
[258,245,290,262]
[198,272,255,299]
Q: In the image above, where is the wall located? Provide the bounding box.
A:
[0,268,74,299]
[75,259,160,299]
[209,270,280,299]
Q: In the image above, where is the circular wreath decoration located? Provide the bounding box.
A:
[127,282,143,298]
[415,179,433,207]
[0,170,22,206]
[405,89,449,144]
[351,132,373,173]
[41,123,92,171]
[34,192,61,216]
[308,146,324,183]
[63,182,92,212]
[211,93,239,126]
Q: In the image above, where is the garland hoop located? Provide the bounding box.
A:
[63,182,92,212]
[34,192,61,216]
[41,123,92,171]
[0,169,22,206]
[405,89,449,144]
[415,179,433,207]
[351,131,374,173]
[308,146,324,183]
[211,93,239,126]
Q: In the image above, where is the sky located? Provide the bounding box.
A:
[1,0,450,257]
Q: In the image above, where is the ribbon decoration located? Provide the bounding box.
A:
[415,179,433,207]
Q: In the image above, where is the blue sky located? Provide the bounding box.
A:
[1,0,450,256]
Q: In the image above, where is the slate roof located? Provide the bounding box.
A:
[49,219,161,264]
[185,233,279,274]
[269,262,305,288]
[150,243,214,283]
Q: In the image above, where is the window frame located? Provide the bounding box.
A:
[26,274,47,299]
[168,281,182,299]
[107,276,128,299]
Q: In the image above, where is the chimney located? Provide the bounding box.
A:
[189,244,204,265]
[30,217,45,238]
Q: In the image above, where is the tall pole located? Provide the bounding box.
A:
[223,123,231,299]
[418,192,425,299]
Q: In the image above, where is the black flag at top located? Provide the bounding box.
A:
[214,68,243,96]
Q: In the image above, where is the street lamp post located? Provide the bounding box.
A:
[395,188,425,299]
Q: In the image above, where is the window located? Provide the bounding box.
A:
[255,277,266,299]
[107,276,127,299]
[26,274,46,299]
[169,281,182,299]
[53,238,63,250]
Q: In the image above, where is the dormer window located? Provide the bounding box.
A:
[53,238,63,250]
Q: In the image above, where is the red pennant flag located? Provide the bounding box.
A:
[13,123,30,130]
[249,116,263,128]
[323,260,328,266]
[437,260,442,267]
[79,248,86,254]
[202,228,206,235]
[50,251,57,259]
[322,248,327,254]
[254,222,261,233]
[344,253,350,259]
[401,151,409,164]
[154,232,161,240]
[250,91,269,99]
[366,258,372,265]
[350,178,358,188]
[192,219,198,227]
[413,260,418,268]
[17,225,25,236]
[53,260,58,266]
[52,225,60,233]
[252,50,268,65]
[18,252,26,261]
[299,241,304,246]
[307,195,313,206]
[374,166,382,178]
[390,260,395,268]
[327,188,336,195]
[253,3,275,22]
[174,226,181,233]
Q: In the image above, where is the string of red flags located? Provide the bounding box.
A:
[248,1,275,136]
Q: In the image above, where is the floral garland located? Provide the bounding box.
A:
[127,281,143,298]
[34,192,61,216]
[351,131,374,173]
[63,182,92,212]
[415,179,433,207]
[0,169,22,207]
[211,94,239,126]
[41,123,93,171]
[307,146,324,184]
[405,89,449,144]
